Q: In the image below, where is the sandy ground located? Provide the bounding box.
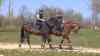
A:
[0,43,100,53]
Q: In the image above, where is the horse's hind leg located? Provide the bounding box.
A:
[19,36,24,48]
[59,33,66,49]
[59,33,73,50]
[26,33,31,48]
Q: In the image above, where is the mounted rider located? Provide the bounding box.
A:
[36,9,46,21]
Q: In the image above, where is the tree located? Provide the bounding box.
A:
[8,0,13,16]
[0,0,3,6]
[64,9,83,22]
[38,5,56,18]
[18,5,28,25]
[37,5,64,20]
[19,5,33,24]
[72,12,83,22]
[0,0,3,27]
[64,9,74,17]
[91,0,100,30]
[0,0,4,12]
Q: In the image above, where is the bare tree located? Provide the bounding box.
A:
[37,5,64,20]
[64,9,83,22]
[8,0,13,16]
[0,0,3,8]
[18,5,33,25]
[0,0,4,27]
[91,0,100,30]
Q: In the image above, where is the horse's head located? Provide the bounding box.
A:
[71,22,81,34]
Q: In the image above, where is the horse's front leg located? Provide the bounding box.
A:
[65,35,73,50]
[48,37,53,49]
[59,39,64,49]
[59,33,65,49]
[41,40,46,49]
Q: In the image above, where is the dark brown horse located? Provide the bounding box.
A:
[19,23,33,48]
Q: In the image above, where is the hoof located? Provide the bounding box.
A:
[18,44,21,48]
[29,46,31,49]
[69,47,73,50]
[59,47,63,49]
[59,45,63,49]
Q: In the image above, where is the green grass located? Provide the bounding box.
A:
[0,32,19,43]
[0,49,100,56]
[0,28,100,48]
[0,31,42,44]
[72,28,100,48]
[0,28,100,56]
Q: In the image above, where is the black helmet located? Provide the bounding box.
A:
[39,9,44,13]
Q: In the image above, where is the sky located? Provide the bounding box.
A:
[0,0,92,18]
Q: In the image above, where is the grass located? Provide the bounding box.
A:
[0,28,100,48]
[72,28,100,48]
[0,49,100,56]
[0,28,100,56]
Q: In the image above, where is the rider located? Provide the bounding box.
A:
[37,9,46,21]
[37,9,52,48]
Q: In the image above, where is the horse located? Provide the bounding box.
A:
[18,16,59,49]
[19,16,81,49]
[46,19,81,49]
[44,17,81,49]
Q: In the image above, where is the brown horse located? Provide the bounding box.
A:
[40,19,81,49]
[59,20,81,49]
[19,18,80,49]
[47,20,81,49]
